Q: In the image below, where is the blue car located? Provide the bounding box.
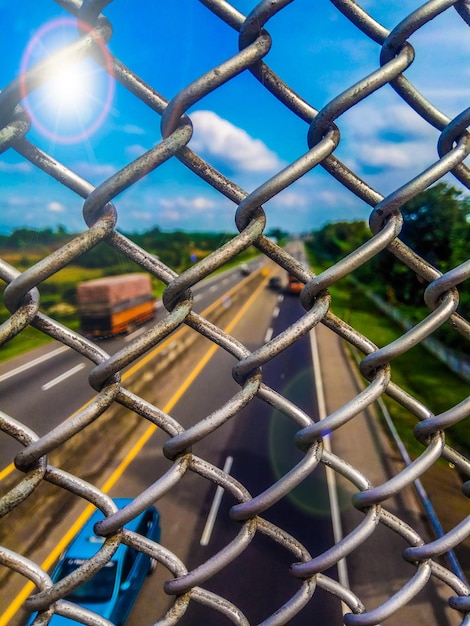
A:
[27,498,161,625]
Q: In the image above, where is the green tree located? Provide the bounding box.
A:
[306,186,469,354]
[266,228,289,244]
[399,182,470,271]
[370,183,469,353]
[373,183,469,304]
[308,220,370,261]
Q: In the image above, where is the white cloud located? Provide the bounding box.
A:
[152,194,226,228]
[339,100,439,179]
[6,195,31,207]
[125,144,148,158]
[271,190,309,209]
[158,208,181,224]
[129,210,153,222]
[72,161,116,179]
[345,101,433,143]
[357,143,417,170]
[47,201,66,213]
[190,110,284,173]
[114,188,234,233]
[122,124,146,135]
[317,190,339,206]
[0,161,33,173]
[160,196,218,212]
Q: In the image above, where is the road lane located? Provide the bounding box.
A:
[0,263,260,474]
[121,279,342,624]
[5,263,271,625]
[0,345,70,383]
[158,289,341,624]
[200,455,234,547]
[41,363,86,391]
[7,258,343,625]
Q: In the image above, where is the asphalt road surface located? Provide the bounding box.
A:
[8,260,343,624]
[6,251,454,626]
[0,261,261,469]
[118,280,342,624]
[167,293,342,625]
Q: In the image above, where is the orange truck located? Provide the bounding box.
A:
[77,273,156,337]
[286,273,303,295]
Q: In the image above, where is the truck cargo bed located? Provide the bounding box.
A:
[77,274,156,337]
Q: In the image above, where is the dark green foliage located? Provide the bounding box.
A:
[265,228,289,244]
[1,226,240,276]
[307,183,470,355]
[399,183,470,271]
[125,228,236,273]
[0,225,69,250]
[307,220,370,260]
[76,241,140,272]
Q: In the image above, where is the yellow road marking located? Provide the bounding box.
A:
[0,268,259,481]
[0,460,16,482]
[1,271,269,625]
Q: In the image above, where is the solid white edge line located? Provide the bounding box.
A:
[41,363,86,391]
[309,328,350,593]
[0,345,70,383]
[200,456,234,546]
[124,327,147,342]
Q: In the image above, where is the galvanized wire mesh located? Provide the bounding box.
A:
[1,0,469,624]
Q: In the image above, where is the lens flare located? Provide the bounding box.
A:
[268,369,351,517]
[19,17,115,145]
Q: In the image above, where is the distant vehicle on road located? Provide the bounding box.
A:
[27,499,161,626]
[286,273,303,295]
[239,263,251,276]
[268,276,282,290]
[77,273,156,338]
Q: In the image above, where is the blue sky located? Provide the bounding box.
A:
[0,1,468,235]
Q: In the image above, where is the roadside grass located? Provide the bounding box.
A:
[327,275,470,459]
[44,266,104,284]
[0,266,107,364]
[0,252,260,364]
[0,326,55,363]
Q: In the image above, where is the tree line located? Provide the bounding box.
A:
[0,226,242,274]
[306,182,470,355]
[1,183,468,355]
[0,227,258,325]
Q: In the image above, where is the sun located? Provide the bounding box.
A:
[20,17,115,144]
[45,60,94,118]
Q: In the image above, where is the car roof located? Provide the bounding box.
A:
[63,499,158,561]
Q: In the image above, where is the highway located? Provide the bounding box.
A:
[3,250,454,626]
[156,290,342,624]
[0,261,262,471]
[4,254,344,625]
[103,269,341,624]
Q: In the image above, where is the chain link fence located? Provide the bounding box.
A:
[1,0,469,624]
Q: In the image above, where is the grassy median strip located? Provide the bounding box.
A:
[327,277,470,458]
